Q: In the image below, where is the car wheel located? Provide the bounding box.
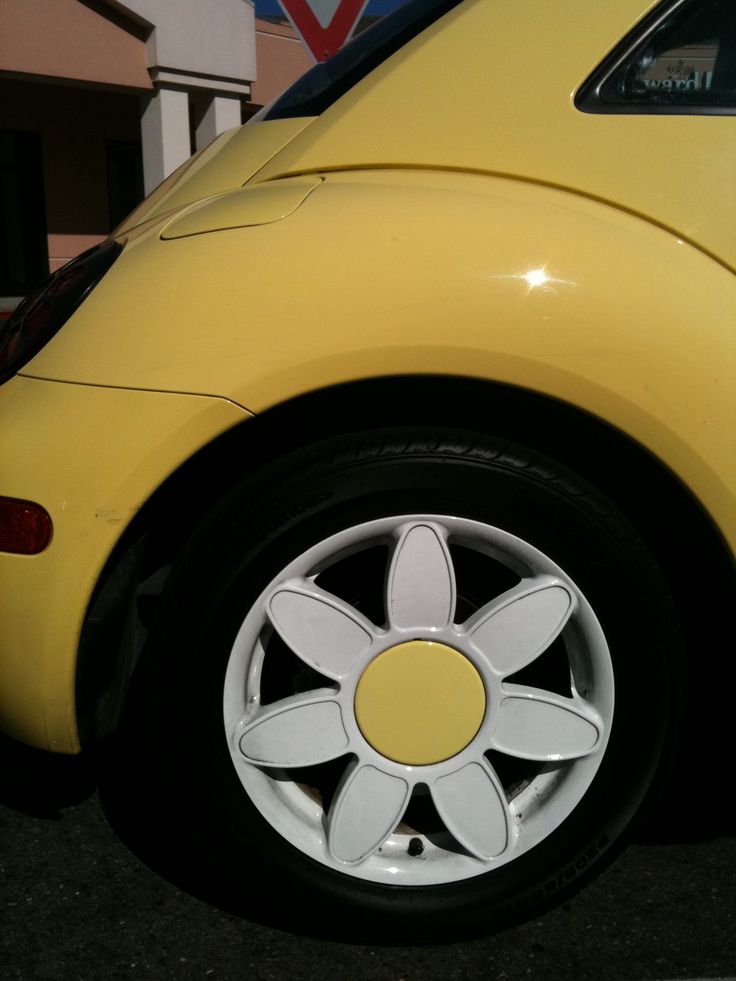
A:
[149,428,680,937]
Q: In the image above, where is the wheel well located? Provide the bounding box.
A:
[77,375,734,744]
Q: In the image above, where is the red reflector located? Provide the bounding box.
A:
[0,497,53,554]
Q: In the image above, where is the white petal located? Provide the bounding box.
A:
[432,761,510,859]
[468,578,574,675]
[328,764,410,863]
[387,523,456,630]
[239,694,348,766]
[493,688,602,760]
[267,585,373,679]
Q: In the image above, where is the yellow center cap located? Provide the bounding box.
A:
[354,641,486,765]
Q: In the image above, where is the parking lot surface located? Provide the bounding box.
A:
[1,734,734,981]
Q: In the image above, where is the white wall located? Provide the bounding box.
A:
[117,0,256,86]
[108,0,257,193]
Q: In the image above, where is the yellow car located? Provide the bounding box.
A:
[1,0,734,936]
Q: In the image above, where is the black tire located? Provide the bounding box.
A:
[143,428,682,940]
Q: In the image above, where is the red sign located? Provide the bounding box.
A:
[278,0,370,62]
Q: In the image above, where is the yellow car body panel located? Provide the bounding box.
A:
[160,177,322,238]
[23,171,736,554]
[2,0,735,921]
[116,117,316,235]
[0,377,249,750]
[255,0,736,270]
[1,0,734,767]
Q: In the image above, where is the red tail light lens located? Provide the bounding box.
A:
[0,497,53,554]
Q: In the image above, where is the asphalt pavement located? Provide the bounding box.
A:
[1,733,734,981]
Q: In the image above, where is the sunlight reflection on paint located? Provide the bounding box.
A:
[525,268,549,288]
[494,267,577,292]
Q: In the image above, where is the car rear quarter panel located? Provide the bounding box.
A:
[0,378,249,750]
[21,172,736,555]
[254,0,736,270]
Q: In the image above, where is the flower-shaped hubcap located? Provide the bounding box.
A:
[226,517,613,880]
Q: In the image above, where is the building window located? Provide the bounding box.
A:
[0,130,48,297]
[106,140,144,231]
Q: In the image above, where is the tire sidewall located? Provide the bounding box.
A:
[152,430,678,934]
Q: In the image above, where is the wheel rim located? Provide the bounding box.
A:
[223,515,614,886]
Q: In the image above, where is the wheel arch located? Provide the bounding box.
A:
[76,374,734,744]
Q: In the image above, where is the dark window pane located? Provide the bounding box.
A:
[106,140,144,230]
[0,130,48,296]
[578,0,736,114]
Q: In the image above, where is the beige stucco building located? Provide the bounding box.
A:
[0,0,311,305]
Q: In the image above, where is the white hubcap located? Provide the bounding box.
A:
[223,516,613,885]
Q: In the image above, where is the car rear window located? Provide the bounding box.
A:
[577,0,736,114]
[263,0,466,120]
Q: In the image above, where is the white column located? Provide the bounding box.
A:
[140,86,191,195]
[194,93,242,151]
